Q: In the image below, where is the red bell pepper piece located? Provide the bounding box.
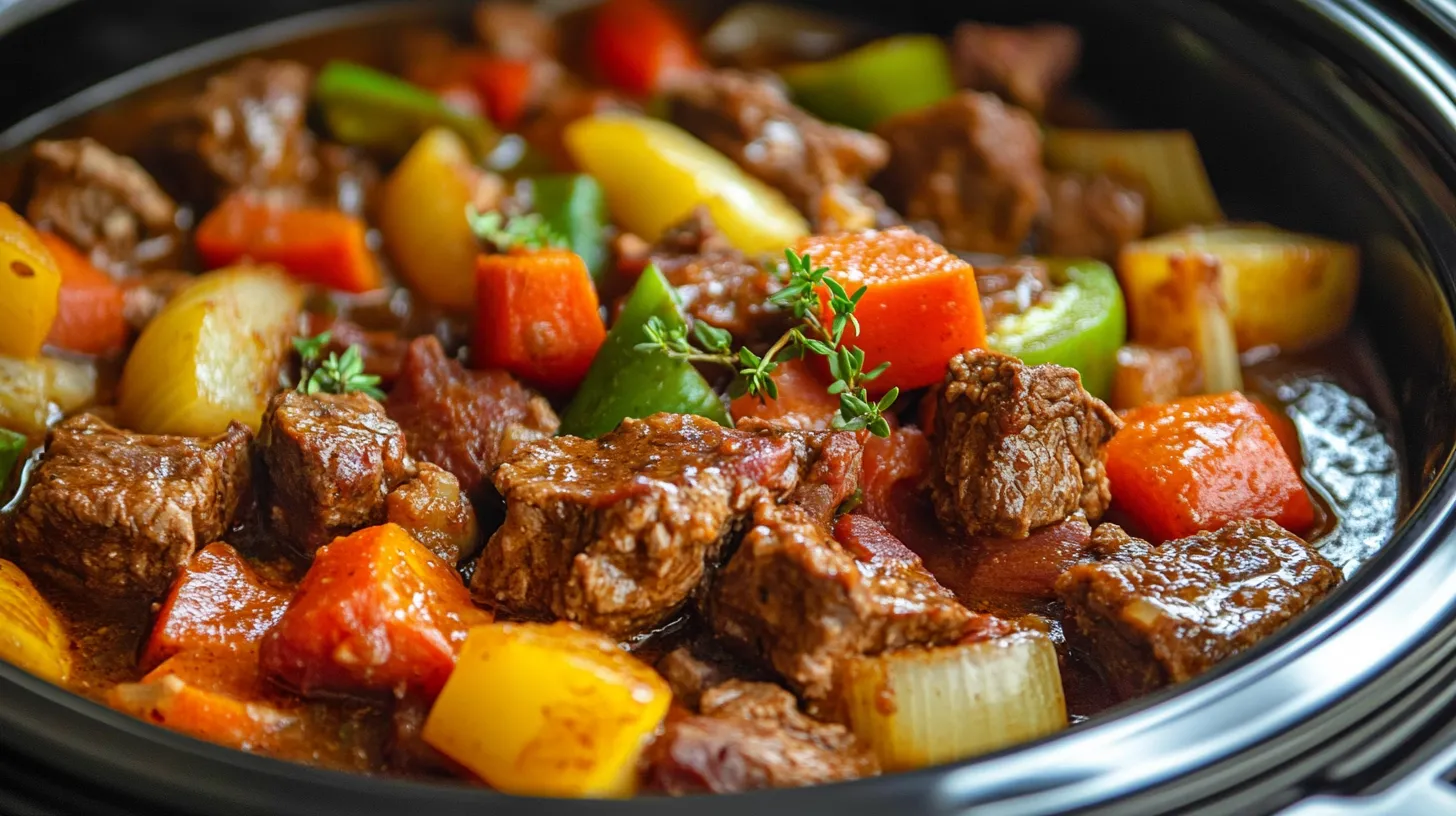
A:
[195,193,382,293]
[1104,391,1316,543]
[141,543,292,671]
[37,231,126,355]
[472,249,607,394]
[590,0,704,96]
[469,57,534,129]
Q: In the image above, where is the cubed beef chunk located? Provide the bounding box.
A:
[473,1,557,60]
[1085,523,1153,564]
[1056,519,1341,698]
[952,23,1082,116]
[707,503,977,700]
[193,59,316,195]
[643,680,879,794]
[876,92,1044,254]
[930,349,1121,538]
[260,391,416,557]
[386,462,480,565]
[9,415,251,605]
[913,515,1095,617]
[473,413,850,637]
[1109,344,1200,411]
[384,336,559,496]
[973,255,1054,322]
[1041,172,1146,261]
[656,640,765,711]
[666,70,891,232]
[640,210,790,344]
[27,138,182,273]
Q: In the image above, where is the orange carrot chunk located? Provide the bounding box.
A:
[796,227,986,394]
[473,249,607,394]
[729,358,840,431]
[141,543,292,672]
[259,523,490,701]
[38,231,126,355]
[469,57,534,129]
[1104,392,1315,543]
[195,193,381,293]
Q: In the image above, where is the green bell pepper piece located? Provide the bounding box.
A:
[0,428,25,493]
[986,259,1126,400]
[559,266,730,438]
[528,174,610,283]
[315,61,496,158]
[779,35,956,131]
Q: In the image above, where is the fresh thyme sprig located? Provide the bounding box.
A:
[635,249,898,437]
[292,331,385,400]
[466,207,564,252]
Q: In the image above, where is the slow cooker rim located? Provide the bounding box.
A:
[1,0,1455,813]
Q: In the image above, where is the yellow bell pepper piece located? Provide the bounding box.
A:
[118,266,303,436]
[422,622,670,798]
[0,204,62,359]
[564,114,808,255]
[378,128,486,311]
[0,559,71,684]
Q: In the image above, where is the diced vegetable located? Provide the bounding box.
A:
[0,559,71,683]
[1120,225,1359,353]
[117,266,303,436]
[1110,344,1199,411]
[1254,398,1302,464]
[779,35,956,131]
[422,621,671,797]
[141,543,291,671]
[1104,392,1316,542]
[837,633,1067,771]
[37,232,127,356]
[0,353,97,436]
[559,265,729,438]
[0,203,61,360]
[110,647,300,754]
[314,61,496,157]
[196,193,381,293]
[378,128,488,310]
[564,114,808,255]
[796,228,987,394]
[468,57,533,129]
[590,0,704,96]
[729,358,839,430]
[1117,249,1242,394]
[473,249,607,393]
[259,523,489,701]
[985,259,1126,400]
[525,174,610,282]
[1044,129,1224,232]
[0,428,23,493]
[704,3,865,68]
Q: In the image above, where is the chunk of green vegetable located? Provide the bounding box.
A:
[779,35,956,131]
[314,61,496,158]
[0,428,26,493]
[527,175,610,282]
[559,266,729,438]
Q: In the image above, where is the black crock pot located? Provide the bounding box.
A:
[3,1,1456,813]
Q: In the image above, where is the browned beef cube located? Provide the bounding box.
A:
[386,462,480,565]
[193,59,316,195]
[655,641,765,711]
[642,680,879,793]
[876,92,1045,254]
[707,503,978,700]
[667,70,891,232]
[930,349,1121,538]
[952,23,1082,116]
[27,138,182,273]
[384,336,559,496]
[473,413,849,637]
[1056,519,1341,699]
[9,415,251,605]
[260,391,415,556]
[1041,172,1147,260]
[473,1,557,60]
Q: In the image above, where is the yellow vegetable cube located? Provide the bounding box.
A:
[118,266,303,436]
[378,128,487,311]
[422,622,670,798]
[564,114,808,255]
[0,204,62,359]
[0,559,71,684]
[0,354,97,436]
